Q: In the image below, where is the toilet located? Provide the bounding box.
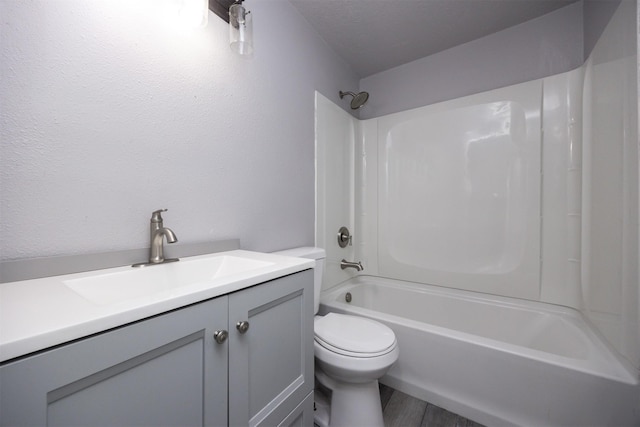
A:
[274,247,399,427]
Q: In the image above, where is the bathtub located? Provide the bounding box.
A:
[318,276,640,426]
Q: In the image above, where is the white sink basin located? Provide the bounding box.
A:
[64,254,273,306]
[1,249,314,363]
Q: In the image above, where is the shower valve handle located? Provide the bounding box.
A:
[338,226,352,248]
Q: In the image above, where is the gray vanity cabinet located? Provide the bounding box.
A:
[0,294,229,426]
[228,270,314,426]
[0,270,314,427]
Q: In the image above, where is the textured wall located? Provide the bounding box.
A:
[0,0,358,260]
[359,2,584,119]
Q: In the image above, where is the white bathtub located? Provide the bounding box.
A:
[319,276,640,426]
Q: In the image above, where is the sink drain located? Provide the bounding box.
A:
[345,292,352,303]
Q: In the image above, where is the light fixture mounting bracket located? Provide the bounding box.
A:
[208,0,238,23]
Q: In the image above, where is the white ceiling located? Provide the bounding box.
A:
[288,0,580,78]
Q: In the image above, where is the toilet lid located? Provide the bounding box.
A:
[314,313,396,356]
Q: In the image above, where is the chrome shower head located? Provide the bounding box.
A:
[339,90,369,109]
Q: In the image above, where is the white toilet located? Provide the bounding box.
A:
[275,247,399,427]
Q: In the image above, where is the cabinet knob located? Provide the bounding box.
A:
[236,321,250,334]
[214,330,229,344]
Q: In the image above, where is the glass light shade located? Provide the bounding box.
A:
[229,3,253,56]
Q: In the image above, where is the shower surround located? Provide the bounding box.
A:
[315,1,639,424]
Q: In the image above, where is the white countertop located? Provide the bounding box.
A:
[0,250,313,363]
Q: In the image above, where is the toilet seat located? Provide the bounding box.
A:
[314,313,397,358]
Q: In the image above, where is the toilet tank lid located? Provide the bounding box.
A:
[273,247,325,260]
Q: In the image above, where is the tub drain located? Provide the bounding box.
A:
[345,292,352,303]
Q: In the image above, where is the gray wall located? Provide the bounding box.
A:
[584,0,623,58]
[359,2,585,119]
[0,0,358,261]
[359,0,622,119]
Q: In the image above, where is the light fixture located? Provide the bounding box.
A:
[229,1,253,56]
[208,0,253,56]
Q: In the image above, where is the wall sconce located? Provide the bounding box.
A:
[229,2,253,55]
[209,0,254,56]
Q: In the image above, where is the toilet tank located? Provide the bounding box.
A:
[273,247,325,314]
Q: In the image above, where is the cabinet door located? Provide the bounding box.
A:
[278,391,314,427]
[0,297,228,427]
[228,270,314,427]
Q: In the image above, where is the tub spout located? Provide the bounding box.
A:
[341,259,364,271]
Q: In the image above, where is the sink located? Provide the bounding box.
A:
[1,249,313,363]
[64,255,274,306]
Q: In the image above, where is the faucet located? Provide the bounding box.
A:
[340,259,364,271]
[132,209,179,267]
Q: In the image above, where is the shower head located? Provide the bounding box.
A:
[339,90,369,109]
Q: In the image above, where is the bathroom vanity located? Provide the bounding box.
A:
[0,251,314,426]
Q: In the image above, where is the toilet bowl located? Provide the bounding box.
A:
[314,312,399,427]
[314,312,398,382]
[273,247,399,427]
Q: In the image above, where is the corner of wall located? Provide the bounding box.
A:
[580,0,639,370]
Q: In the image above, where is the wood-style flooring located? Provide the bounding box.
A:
[379,384,485,427]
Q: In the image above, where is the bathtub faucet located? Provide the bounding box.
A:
[341,259,364,271]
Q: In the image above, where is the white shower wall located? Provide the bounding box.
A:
[317,78,578,302]
[315,0,639,370]
[580,0,639,369]
[314,93,357,289]
[356,74,587,305]
[372,82,542,301]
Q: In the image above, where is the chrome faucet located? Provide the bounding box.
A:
[132,209,179,267]
[340,259,364,271]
